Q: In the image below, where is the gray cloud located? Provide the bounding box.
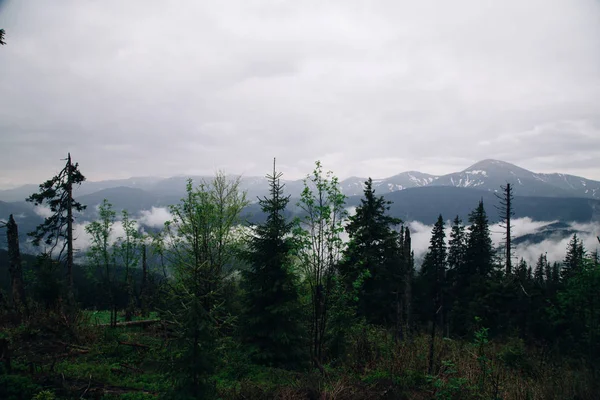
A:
[1,0,600,188]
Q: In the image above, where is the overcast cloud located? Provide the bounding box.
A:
[1,0,600,188]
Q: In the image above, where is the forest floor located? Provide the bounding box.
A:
[1,309,598,399]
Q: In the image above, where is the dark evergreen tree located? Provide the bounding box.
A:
[402,228,414,338]
[445,216,465,336]
[419,215,446,374]
[450,201,495,336]
[465,200,494,277]
[534,253,547,286]
[0,29,5,45]
[562,234,585,282]
[242,159,304,369]
[340,177,401,325]
[26,153,86,304]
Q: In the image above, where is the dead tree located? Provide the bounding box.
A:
[1,215,27,314]
[495,183,514,275]
[7,215,27,313]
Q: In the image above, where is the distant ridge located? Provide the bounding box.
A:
[1,159,599,202]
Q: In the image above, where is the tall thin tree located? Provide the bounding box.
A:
[294,161,346,368]
[495,183,514,275]
[27,153,86,304]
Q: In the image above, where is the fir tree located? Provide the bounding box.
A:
[450,201,495,336]
[534,253,547,286]
[401,227,414,339]
[340,177,401,325]
[562,234,585,281]
[445,216,465,335]
[419,215,446,374]
[465,200,494,277]
[242,159,304,369]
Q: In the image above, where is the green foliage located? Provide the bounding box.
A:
[0,374,41,400]
[31,390,56,400]
[426,360,469,400]
[293,160,347,365]
[25,154,87,248]
[160,173,248,398]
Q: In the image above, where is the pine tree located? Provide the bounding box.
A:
[340,177,401,325]
[242,159,304,369]
[0,29,5,45]
[26,153,86,304]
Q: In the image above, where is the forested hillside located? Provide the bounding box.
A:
[1,156,600,399]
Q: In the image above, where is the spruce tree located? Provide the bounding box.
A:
[340,177,401,325]
[445,216,465,335]
[562,234,585,282]
[534,253,547,286]
[242,159,304,369]
[450,201,495,336]
[465,200,494,277]
[401,228,414,339]
[420,215,446,373]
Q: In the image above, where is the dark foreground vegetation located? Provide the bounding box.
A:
[1,155,599,399]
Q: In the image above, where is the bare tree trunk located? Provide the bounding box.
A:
[396,291,404,342]
[7,215,27,314]
[505,184,512,275]
[404,266,412,340]
[141,245,149,318]
[66,153,75,304]
[428,319,436,375]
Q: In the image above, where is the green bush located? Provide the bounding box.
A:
[0,374,41,400]
[32,390,56,400]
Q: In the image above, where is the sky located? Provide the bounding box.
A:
[1,0,600,188]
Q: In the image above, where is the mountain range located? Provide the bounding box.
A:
[1,159,599,203]
[1,160,600,245]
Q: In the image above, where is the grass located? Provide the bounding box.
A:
[2,309,599,399]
